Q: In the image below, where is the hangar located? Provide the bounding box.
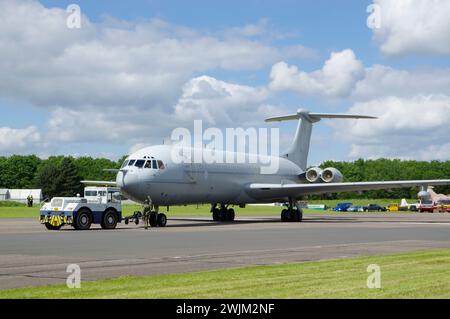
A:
[0,189,9,201]
[0,189,42,204]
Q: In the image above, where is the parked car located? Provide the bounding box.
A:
[347,205,364,212]
[418,200,434,213]
[334,202,353,212]
[387,203,399,212]
[363,204,386,212]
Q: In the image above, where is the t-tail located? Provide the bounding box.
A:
[265,109,377,171]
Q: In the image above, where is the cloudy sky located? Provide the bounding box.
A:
[1,0,449,164]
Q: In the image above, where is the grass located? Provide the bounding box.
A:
[0,199,413,219]
[0,206,39,219]
[0,201,29,207]
[1,249,449,299]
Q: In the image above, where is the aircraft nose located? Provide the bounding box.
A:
[116,170,139,194]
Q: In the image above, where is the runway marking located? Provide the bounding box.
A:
[402,222,450,226]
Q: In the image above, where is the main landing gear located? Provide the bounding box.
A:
[211,204,235,222]
[280,198,303,223]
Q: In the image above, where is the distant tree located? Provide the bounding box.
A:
[34,162,60,199]
[1,154,449,200]
[73,156,118,182]
[57,157,83,197]
[0,155,41,188]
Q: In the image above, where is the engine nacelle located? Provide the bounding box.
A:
[305,167,323,183]
[320,167,344,183]
[418,191,431,201]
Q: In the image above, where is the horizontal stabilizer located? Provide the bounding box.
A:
[264,109,376,170]
[265,109,377,123]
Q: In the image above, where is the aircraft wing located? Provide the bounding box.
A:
[247,180,450,200]
[81,180,117,186]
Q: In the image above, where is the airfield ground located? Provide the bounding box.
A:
[0,199,413,219]
[0,205,449,298]
[1,249,449,299]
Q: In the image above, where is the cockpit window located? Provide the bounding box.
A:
[121,160,129,168]
[128,160,136,166]
[152,160,158,169]
[157,160,165,170]
[135,160,145,168]
[144,161,152,169]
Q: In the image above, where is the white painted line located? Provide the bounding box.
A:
[403,222,450,226]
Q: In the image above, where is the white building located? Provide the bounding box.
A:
[2,189,43,203]
[0,189,9,201]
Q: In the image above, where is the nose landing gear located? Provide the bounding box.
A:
[124,197,168,228]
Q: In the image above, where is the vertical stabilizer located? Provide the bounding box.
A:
[265,109,376,171]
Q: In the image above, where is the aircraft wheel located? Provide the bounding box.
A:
[212,208,220,221]
[157,213,167,227]
[227,209,235,221]
[74,209,92,230]
[287,209,298,222]
[296,209,303,222]
[101,209,118,230]
[149,212,158,227]
[219,209,228,221]
[45,223,62,231]
[281,209,289,222]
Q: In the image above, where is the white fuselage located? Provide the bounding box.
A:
[116,145,302,205]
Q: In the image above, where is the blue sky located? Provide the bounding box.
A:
[1,0,450,163]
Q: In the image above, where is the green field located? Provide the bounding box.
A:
[0,199,414,219]
[1,249,448,299]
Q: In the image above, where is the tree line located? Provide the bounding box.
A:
[0,155,448,200]
[318,159,450,199]
[0,155,125,200]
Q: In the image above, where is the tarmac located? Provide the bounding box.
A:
[0,213,449,289]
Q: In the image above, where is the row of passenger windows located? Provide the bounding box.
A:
[122,159,165,170]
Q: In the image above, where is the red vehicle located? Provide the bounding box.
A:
[418,200,450,213]
[418,200,434,213]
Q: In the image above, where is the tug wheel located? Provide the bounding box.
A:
[45,223,62,231]
[73,209,92,230]
[101,209,118,230]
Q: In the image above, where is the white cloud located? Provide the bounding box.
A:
[174,76,273,126]
[341,95,450,160]
[269,49,450,101]
[0,0,314,154]
[128,143,151,155]
[46,106,176,145]
[0,126,41,153]
[0,1,313,109]
[269,49,364,98]
[372,0,450,56]
[352,65,450,100]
